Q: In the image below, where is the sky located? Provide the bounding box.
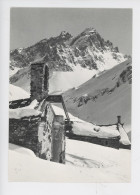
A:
[10,8,132,55]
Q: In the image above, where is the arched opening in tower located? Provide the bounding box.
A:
[44,65,49,91]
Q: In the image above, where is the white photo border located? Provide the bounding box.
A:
[0,0,140,194]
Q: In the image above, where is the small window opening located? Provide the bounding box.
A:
[44,66,48,91]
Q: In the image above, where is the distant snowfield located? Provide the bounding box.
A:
[49,52,124,94]
[9,84,30,101]
[9,66,97,95]
[9,53,125,95]
[49,65,97,94]
[9,141,131,182]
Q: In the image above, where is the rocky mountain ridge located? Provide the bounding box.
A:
[10,27,129,76]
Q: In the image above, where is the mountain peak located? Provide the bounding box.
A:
[81,27,97,36]
[59,31,72,40]
[10,27,127,74]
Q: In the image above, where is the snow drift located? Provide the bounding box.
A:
[9,141,131,182]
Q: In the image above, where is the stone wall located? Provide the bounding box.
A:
[9,102,66,163]
[38,103,56,160]
[30,62,49,101]
[67,133,120,149]
[9,115,41,155]
[52,115,65,163]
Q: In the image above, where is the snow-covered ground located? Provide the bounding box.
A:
[9,141,131,182]
[9,83,131,182]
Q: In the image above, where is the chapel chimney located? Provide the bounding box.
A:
[30,62,49,101]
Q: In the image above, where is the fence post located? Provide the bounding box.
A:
[51,115,65,164]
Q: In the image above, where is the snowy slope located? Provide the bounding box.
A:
[49,65,97,94]
[9,142,131,182]
[63,59,132,133]
[9,65,97,94]
[9,66,30,93]
[9,84,30,101]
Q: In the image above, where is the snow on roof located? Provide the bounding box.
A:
[72,121,120,138]
[9,100,41,119]
[51,104,120,138]
[118,125,131,145]
[51,104,83,122]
